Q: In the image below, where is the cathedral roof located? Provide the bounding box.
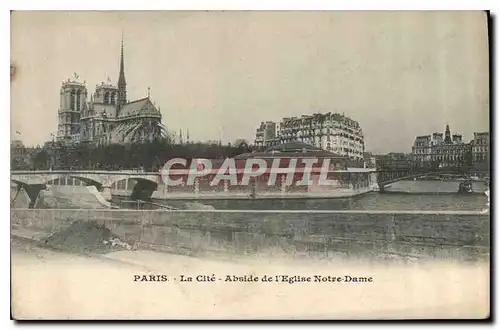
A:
[118,97,161,118]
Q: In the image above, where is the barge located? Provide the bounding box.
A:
[115,141,378,201]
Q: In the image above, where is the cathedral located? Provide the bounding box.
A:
[56,38,167,146]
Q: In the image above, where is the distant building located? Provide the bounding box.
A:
[254,121,277,147]
[11,139,24,150]
[374,153,413,170]
[254,112,365,161]
[363,152,376,168]
[386,152,412,161]
[471,132,489,164]
[11,140,43,170]
[57,37,167,146]
[412,125,471,168]
[177,128,192,145]
[10,140,25,160]
[412,135,432,162]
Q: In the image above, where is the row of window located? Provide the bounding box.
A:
[279,128,363,137]
[279,134,364,145]
[100,92,117,105]
[474,155,488,161]
[280,120,360,131]
[66,90,122,111]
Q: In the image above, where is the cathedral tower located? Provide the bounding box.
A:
[57,75,87,143]
[444,124,452,144]
[117,35,127,114]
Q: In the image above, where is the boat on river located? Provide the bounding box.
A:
[457,180,474,194]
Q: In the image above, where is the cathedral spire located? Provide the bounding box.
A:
[117,33,127,112]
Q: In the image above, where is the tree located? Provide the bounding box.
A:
[32,150,49,170]
[234,139,249,148]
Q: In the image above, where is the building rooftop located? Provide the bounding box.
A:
[234,141,356,165]
[266,141,321,152]
[11,140,24,148]
[118,97,161,118]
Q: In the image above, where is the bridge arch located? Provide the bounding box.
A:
[11,179,47,208]
[45,175,104,190]
[376,168,483,191]
[11,171,161,200]
[112,177,158,201]
[378,171,429,187]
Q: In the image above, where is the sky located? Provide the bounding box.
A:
[10,11,489,153]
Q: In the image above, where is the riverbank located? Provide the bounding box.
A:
[126,190,488,212]
[11,184,111,209]
[11,208,490,267]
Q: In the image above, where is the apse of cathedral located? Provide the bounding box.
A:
[56,38,168,146]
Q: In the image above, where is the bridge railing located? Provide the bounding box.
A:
[10,170,159,175]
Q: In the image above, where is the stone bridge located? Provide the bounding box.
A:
[11,170,160,187]
[11,170,162,207]
[376,168,488,191]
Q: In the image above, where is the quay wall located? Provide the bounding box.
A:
[111,187,374,200]
[11,209,490,261]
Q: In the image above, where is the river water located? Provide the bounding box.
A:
[148,180,489,211]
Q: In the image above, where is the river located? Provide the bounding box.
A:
[144,180,489,211]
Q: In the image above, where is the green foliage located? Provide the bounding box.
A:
[24,140,256,171]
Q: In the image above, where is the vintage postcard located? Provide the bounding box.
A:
[10,10,490,320]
